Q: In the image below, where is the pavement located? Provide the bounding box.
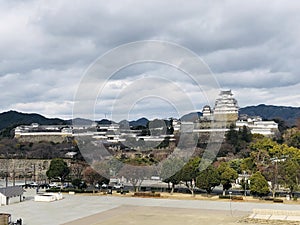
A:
[2,189,300,225]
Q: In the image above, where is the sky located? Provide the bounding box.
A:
[1,0,300,121]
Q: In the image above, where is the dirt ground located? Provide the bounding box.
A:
[60,191,300,225]
[62,205,256,225]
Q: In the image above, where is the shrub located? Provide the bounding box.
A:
[133,192,161,198]
[232,196,243,201]
[219,195,230,199]
[263,197,274,201]
[273,198,284,203]
[218,195,243,200]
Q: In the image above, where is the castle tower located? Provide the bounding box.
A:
[213,90,239,122]
[202,105,212,120]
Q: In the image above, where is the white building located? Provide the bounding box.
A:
[196,90,278,136]
[236,117,278,136]
[0,186,24,205]
[202,105,213,120]
[213,90,239,122]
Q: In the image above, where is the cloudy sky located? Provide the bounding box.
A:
[1,0,300,121]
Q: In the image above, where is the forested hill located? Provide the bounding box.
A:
[240,104,300,126]
[0,110,68,131]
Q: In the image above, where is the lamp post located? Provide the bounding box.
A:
[243,171,247,197]
[270,157,286,198]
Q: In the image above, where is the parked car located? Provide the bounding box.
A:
[49,183,58,188]
[30,182,38,187]
[113,183,124,189]
[101,183,108,188]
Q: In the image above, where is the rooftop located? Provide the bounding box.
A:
[0,186,24,198]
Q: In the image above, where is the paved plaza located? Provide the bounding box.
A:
[1,189,300,225]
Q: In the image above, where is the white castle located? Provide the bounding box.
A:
[202,90,239,122]
[200,90,278,136]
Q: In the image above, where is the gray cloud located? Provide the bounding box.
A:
[0,0,300,119]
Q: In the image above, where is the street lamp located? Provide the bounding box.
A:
[243,171,247,197]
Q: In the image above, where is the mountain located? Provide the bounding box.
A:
[240,104,300,126]
[129,117,149,127]
[0,110,68,131]
[71,118,95,126]
[181,112,202,122]
[97,119,113,125]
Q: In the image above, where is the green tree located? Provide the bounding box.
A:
[196,165,220,194]
[163,172,181,194]
[239,125,252,143]
[249,171,270,197]
[225,123,239,146]
[71,178,83,189]
[287,132,300,148]
[161,157,185,194]
[178,157,201,196]
[240,158,255,173]
[218,163,238,195]
[279,159,300,196]
[46,158,70,182]
[229,159,242,174]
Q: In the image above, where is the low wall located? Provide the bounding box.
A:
[249,209,300,222]
[15,134,70,143]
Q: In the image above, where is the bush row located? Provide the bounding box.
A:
[218,195,243,200]
[134,192,161,198]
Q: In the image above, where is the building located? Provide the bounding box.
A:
[202,105,213,120]
[198,90,278,136]
[0,186,25,205]
[236,116,279,136]
[14,123,72,143]
[213,90,239,122]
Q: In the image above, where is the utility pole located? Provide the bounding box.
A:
[13,160,15,186]
[5,158,9,188]
[5,171,8,188]
[33,164,36,182]
[243,171,247,196]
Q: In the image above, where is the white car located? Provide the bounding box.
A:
[113,183,124,189]
[101,183,108,188]
[30,182,38,187]
[49,183,58,188]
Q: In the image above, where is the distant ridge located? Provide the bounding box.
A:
[129,117,149,127]
[239,104,300,126]
[97,119,113,125]
[0,110,68,131]
[181,112,202,122]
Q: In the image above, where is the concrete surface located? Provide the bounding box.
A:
[2,189,300,225]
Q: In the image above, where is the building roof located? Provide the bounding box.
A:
[0,186,24,198]
[220,90,233,95]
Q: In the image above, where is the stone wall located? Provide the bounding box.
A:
[15,135,70,143]
[214,113,238,122]
[0,159,73,182]
[0,159,51,181]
